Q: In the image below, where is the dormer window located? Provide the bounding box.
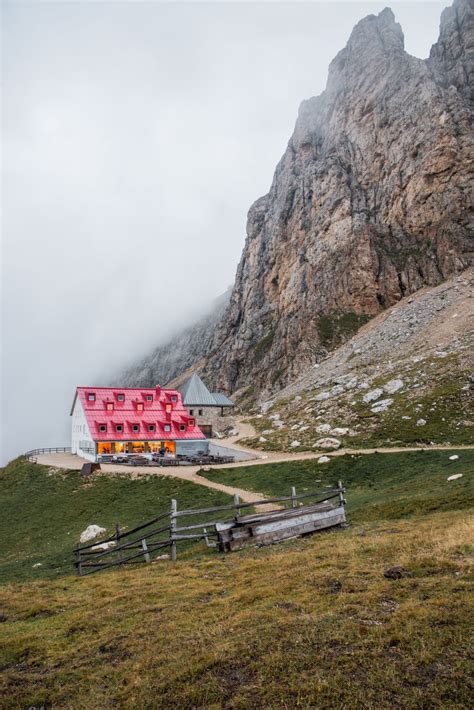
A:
[117,393,125,402]
[87,392,96,402]
[136,402,144,412]
[99,424,107,433]
[132,424,140,433]
[188,418,195,427]
[106,402,114,411]
[164,424,171,432]
[165,403,172,413]
[179,424,186,431]
[115,424,123,433]
[148,424,155,432]
[171,395,178,403]
[146,394,153,402]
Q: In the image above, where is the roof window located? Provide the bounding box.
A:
[164,424,171,432]
[117,393,125,402]
[132,424,140,433]
[146,394,153,402]
[115,424,123,433]
[136,402,144,412]
[171,395,178,403]
[148,424,155,432]
[106,402,114,411]
[87,392,96,402]
[99,424,107,433]
[179,424,186,431]
[188,418,195,427]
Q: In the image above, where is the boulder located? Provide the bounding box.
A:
[416,418,427,427]
[290,440,301,448]
[363,388,383,403]
[447,473,463,481]
[316,423,331,434]
[384,378,403,394]
[79,524,106,544]
[317,455,331,464]
[314,437,341,450]
[371,398,393,413]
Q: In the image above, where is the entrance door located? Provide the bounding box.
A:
[200,425,213,438]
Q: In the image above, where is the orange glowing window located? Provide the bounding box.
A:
[165,403,172,413]
[106,402,114,411]
[188,418,195,427]
[136,402,144,412]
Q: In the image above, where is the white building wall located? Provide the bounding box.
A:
[71,397,96,462]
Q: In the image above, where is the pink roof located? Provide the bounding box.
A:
[72,386,206,442]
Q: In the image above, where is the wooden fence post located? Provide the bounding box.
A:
[141,538,150,564]
[291,486,297,508]
[170,499,177,561]
[338,481,345,508]
[234,493,241,517]
[75,544,82,576]
[116,522,123,567]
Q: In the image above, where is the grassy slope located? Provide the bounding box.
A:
[0,458,234,584]
[0,453,472,708]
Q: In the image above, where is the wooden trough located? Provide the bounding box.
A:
[215,500,346,551]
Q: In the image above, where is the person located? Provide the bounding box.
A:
[160,445,165,457]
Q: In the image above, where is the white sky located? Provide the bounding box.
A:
[1,0,447,464]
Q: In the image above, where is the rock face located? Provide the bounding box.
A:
[126,0,473,396]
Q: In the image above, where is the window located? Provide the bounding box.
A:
[164,424,171,432]
[165,403,172,413]
[198,409,203,416]
[87,392,96,402]
[148,424,155,432]
[171,395,177,403]
[146,394,153,402]
[106,402,114,411]
[179,424,185,431]
[132,424,140,433]
[115,424,123,433]
[189,409,194,415]
[188,418,195,427]
[136,402,144,412]
[117,393,125,402]
[99,424,107,433]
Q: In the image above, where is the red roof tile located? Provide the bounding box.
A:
[74,387,206,442]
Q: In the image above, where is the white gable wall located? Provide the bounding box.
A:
[71,396,96,461]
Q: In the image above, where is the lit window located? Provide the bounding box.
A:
[148,424,155,432]
[116,424,123,433]
[165,403,172,413]
[136,402,144,412]
[164,424,171,432]
[99,424,107,433]
[188,418,195,427]
[106,402,114,411]
[132,424,140,433]
[146,394,153,402]
[88,393,96,402]
[198,409,203,416]
[179,424,185,431]
[117,394,125,402]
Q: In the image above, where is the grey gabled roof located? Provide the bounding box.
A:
[178,373,235,407]
[212,392,235,407]
[178,373,218,406]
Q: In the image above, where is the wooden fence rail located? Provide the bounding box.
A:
[74,483,346,576]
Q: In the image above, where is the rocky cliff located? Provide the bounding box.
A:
[126,0,473,397]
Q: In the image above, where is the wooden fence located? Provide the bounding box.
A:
[74,482,346,576]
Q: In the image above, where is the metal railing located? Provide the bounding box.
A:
[25,447,71,463]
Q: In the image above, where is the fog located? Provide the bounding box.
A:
[1,1,446,464]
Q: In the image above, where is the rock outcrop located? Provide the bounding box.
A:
[126,0,473,397]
